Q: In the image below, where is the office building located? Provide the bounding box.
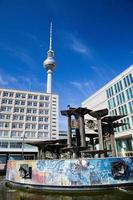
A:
[82,65,133,155]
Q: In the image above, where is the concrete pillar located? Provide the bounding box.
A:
[79,115,86,147]
[90,137,94,150]
[37,148,40,159]
[110,134,116,157]
[110,122,116,157]
[67,114,72,147]
[131,134,133,150]
[97,118,104,150]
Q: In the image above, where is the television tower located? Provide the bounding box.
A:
[43,23,56,93]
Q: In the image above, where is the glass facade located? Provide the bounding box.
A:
[106,70,133,153]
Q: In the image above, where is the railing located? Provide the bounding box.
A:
[125,151,133,157]
[117,151,133,157]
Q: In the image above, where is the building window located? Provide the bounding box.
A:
[126,86,133,100]
[45,118,48,122]
[123,73,133,87]
[118,104,128,115]
[25,131,36,138]
[16,93,21,98]
[33,102,37,106]
[39,117,43,122]
[33,109,37,114]
[39,110,44,114]
[2,99,13,104]
[27,109,32,113]
[14,108,19,113]
[2,99,7,104]
[27,101,32,106]
[40,95,45,100]
[12,123,23,129]
[38,132,48,138]
[0,142,8,148]
[10,142,22,148]
[45,110,49,114]
[120,117,131,131]
[21,101,25,105]
[0,114,5,119]
[20,116,24,120]
[15,100,20,105]
[129,73,133,84]
[128,101,133,114]
[45,103,49,107]
[131,116,133,127]
[28,94,33,99]
[3,131,9,137]
[44,125,48,129]
[107,98,116,109]
[8,100,13,104]
[45,96,49,101]
[20,108,24,113]
[11,131,17,137]
[32,124,36,129]
[32,116,36,121]
[39,102,44,107]
[1,106,12,112]
[33,95,38,99]
[31,132,36,137]
[25,124,30,129]
[3,92,8,97]
[0,122,10,128]
[116,92,126,105]
[26,116,31,121]
[4,123,9,128]
[38,124,43,129]
[13,115,18,120]
[22,94,26,98]
[106,87,114,98]
[6,115,11,119]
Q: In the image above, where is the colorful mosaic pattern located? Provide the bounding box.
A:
[6,157,133,186]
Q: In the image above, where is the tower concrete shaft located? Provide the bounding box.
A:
[47,69,53,93]
[43,23,56,93]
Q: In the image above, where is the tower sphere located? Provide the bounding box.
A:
[43,50,56,71]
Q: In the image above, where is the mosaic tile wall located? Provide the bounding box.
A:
[6,157,133,186]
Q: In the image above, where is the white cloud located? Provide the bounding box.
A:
[69,80,96,98]
[64,32,92,57]
[23,32,44,48]
[2,46,37,70]
[0,72,45,92]
[0,75,8,86]
[90,65,116,83]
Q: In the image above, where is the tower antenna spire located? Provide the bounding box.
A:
[43,22,56,93]
[49,22,52,51]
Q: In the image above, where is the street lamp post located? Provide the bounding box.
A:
[21,133,26,159]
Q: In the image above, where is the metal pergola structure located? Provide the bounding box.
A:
[25,107,127,159]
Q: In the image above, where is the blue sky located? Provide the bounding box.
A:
[0,0,133,130]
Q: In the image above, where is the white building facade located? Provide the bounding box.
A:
[82,65,133,155]
[0,88,59,160]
